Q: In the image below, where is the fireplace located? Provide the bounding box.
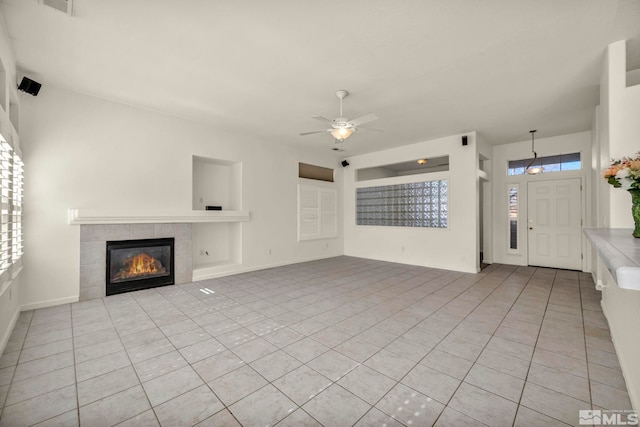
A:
[106,238,175,296]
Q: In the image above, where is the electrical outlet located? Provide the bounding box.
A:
[401,246,405,252]
[199,250,204,256]
[199,197,203,203]
[268,249,272,255]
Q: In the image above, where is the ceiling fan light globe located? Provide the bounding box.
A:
[330,127,353,141]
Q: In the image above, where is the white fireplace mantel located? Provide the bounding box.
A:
[68,208,251,225]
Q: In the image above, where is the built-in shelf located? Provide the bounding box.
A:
[193,260,242,281]
[192,156,242,211]
[68,209,250,225]
[191,155,244,280]
[584,228,640,291]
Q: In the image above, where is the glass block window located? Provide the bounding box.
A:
[508,152,581,175]
[356,180,447,227]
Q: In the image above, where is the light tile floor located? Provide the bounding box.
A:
[0,256,633,426]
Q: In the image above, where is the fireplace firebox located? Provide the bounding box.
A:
[106,238,175,296]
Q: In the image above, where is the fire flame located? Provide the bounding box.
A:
[130,253,160,274]
[114,252,166,280]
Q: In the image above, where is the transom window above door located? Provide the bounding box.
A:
[508,152,581,176]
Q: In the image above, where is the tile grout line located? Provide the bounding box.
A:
[2,259,624,427]
[128,284,253,426]
[231,265,468,425]
[0,310,35,421]
[578,272,594,411]
[353,265,535,426]
[429,266,542,426]
[510,268,559,427]
[71,303,80,427]
[100,294,162,427]
[75,262,436,421]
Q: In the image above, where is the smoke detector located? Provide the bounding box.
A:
[39,0,73,16]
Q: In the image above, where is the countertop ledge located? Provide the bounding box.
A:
[584,228,640,291]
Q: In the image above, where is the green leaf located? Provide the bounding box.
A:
[608,177,622,187]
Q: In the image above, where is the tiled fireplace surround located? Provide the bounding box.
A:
[79,224,193,301]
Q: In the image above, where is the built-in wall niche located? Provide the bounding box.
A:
[192,156,242,210]
[627,68,640,88]
[192,222,241,269]
[356,156,449,182]
[0,59,6,113]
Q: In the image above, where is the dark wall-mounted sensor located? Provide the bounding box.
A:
[462,135,468,146]
[341,160,350,167]
[18,77,42,96]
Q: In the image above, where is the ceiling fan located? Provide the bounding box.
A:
[300,90,381,143]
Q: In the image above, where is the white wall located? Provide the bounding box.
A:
[491,131,592,268]
[19,85,344,309]
[593,40,640,411]
[343,133,479,273]
[0,17,22,353]
[476,134,493,264]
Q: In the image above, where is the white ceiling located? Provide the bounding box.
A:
[2,0,640,155]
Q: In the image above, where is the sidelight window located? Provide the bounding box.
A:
[508,185,519,251]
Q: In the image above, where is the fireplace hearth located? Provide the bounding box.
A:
[106,238,175,296]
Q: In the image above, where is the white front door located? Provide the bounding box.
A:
[527,178,582,270]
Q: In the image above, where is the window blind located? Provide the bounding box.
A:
[298,183,338,241]
[0,133,23,282]
[12,154,23,263]
[0,139,13,274]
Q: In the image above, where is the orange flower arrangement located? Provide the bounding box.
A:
[603,153,640,189]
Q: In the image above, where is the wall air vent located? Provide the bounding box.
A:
[40,0,73,16]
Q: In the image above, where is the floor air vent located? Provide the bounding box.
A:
[40,0,73,16]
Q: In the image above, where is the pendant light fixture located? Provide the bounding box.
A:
[525,130,542,175]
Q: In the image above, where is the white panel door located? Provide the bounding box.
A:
[527,178,582,269]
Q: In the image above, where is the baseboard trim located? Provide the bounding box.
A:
[0,306,20,354]
[21,295,79,311]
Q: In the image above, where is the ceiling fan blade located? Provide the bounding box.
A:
[358,127,384,133]
[299,130,329,136]
[349,113,378,127]
[312,116,333,123]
